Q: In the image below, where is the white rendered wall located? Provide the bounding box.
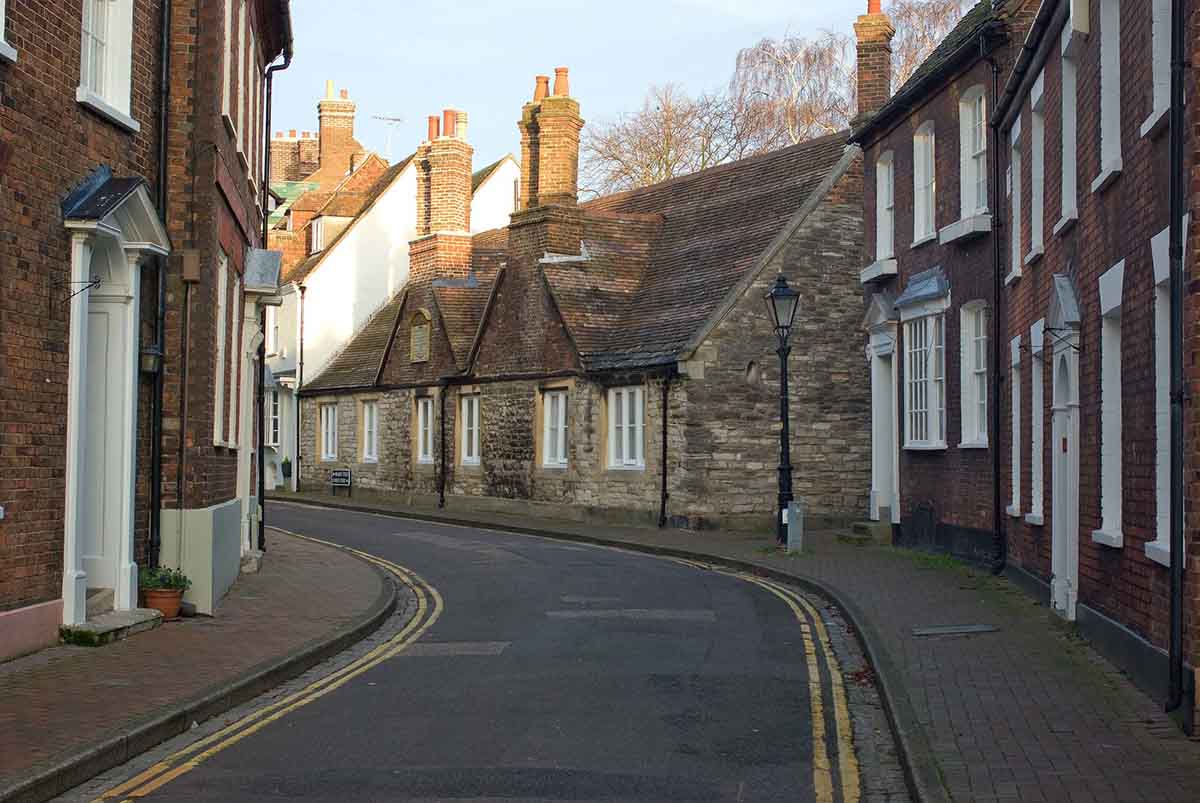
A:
[470,157,520,233]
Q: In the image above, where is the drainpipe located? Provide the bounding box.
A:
[986,40,1007,575]
[438,381,448,508]
[147,0,172,568]
[258,4,294,551]
[658,368,673,528]
[1166,0,1187,716]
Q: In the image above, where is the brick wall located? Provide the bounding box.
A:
[0,0,165,611]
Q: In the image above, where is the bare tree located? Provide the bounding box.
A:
[890,0,966,88]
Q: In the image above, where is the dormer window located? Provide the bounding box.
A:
[311,218,325,252]
[410,312,431,363]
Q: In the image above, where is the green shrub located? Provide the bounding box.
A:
[139,566,192,591]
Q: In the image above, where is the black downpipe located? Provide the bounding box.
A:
[1166,0,1187,716]
[258,20,293,550]
[147,0,172,568]
[658,370,672,528]
[987,43,1006,576]
[438,383,448,509]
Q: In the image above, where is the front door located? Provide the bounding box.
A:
[871,351,896,521]
[1050,352,1079,620]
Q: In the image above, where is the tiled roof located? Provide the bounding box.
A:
[268,180,320,226]
[851,0,996,144]
[433,228,507,369]
[280,157,412,284]
[544,131,850,370]
[304,291,404,392]
[471,156,513,193]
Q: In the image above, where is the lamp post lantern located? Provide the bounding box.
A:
[764,273,800,545]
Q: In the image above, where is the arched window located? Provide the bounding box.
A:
[410,311,431,363]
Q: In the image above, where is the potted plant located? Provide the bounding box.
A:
[139,567,191,620]
[281,457,292,480]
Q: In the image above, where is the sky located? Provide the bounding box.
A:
[272,0,865,167]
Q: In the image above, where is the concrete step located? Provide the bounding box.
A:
[85,587,114,618]
[837,532,874,547]
[850,519,893,544]
[60,608,163,647]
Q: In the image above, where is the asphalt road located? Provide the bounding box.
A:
[88,502,870,802]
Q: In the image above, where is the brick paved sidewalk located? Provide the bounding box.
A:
[0,530,390,802]
[271,490,1200,803]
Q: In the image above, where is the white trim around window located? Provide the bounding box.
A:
[1007,117,1022,285]
[416,396,434,465]
[311,218,325,252]
[78,0,138,132]
[1028,70,1046,262]
[460,394,480,466]
[361,400,379,463]
[213,253,228,446]
[226,274,242,447]
[320,403,338,461]
[1007,336,1021,517]
[1027,320,1045,526]
[1091,0,1123,193]
[912,122,937,244]
[876,151,895,260]
[958,86,988,220]
[1142,0,1171,138]
[0,0,17,62]
[959,302,988,448]
[608,386,645,469]
[267,389,280,447]
[1093,260,1124,548]
[1056,23,1080,234]
[903,313,946,449]
[542,389,569,468]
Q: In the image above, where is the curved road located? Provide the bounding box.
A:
[85,501,879,802]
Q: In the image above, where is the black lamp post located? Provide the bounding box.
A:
[764,273,800,545]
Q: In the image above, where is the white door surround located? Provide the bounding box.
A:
[865,294,900,523]
[1047,275,1081,621]
[62,181,169,625]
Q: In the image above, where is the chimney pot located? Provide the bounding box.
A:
[868,0,881,12]
[454,110,468,140]
[325,79,335,99]
[275,130,282,138]
[339,89,349,99]
[289,129,297,137]
[534,75,550,102]
[553,67,569,97]
[427,115,441,142]
[443,109,458,139]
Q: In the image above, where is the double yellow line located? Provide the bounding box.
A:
[674,559,860,803]
[95,535,442,802]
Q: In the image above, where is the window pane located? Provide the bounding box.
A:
[613,391,624,463]
[626,392,636,463]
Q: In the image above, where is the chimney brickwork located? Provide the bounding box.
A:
[854,1,896,122]
[410,108,475,282]
[317,81,357,169]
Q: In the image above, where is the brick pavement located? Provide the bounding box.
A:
[0,531,385,799]
[271,490,1200,802]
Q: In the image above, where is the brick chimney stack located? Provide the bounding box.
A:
[517,77,548,210]
[317,80,357,167]
[537,68,583,207]
[853,0,895,122]
[410,108,474,282]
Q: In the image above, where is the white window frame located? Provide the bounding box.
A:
[460,394,480,466]
[213,253,228,446]
[1142,0,1171,137]
[266,390,280,447]
[608,386,645,469]
[361,400,378,463]
[1029,70,1046,261]
[876,151,895,260]
[1028,320,1045,525]
[320,403,338,461]
[1093,260,1125,547]
[235,0,247,148]
[1056,24,1080,234]
[958,87,988,219]
[959,303,988,448]
[311,218,325,252]
[222,0,234,123]
[903,313,946,449]
[1091,0,1122,193]
[542,390,569,468]
[77,0,138,132]
[912,122,937,244]
[265,304,278,355]
[416,397,434,465]
[1007,118,1023,284]
[1008,336,1022,516]
[226,274,242,448]
[0,0,17,62]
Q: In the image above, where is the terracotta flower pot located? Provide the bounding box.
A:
[143,589,184,620]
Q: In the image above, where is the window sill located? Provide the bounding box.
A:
[1090,162,1123,195]
[458,461,481,472]
[1053,213,1078,238]
[223,113,238,140]
[1090,528,1124,549]
[860,258,898,285]
[606,465,646,474]
[938,214,991,245]
[1024,512,1044,527]
[958,439,988,450]
[1145,539,1171,568]
[1140,106,1169,140]
[76,88,141,134]
[361,457,379,464]
[0,40,17,63]
[320,456,337,463]
[540,463,569,471]
[1024,247,1044,267]
[1006,504,1021,519]
[903,443,947,452]
[910,232,938,250]
[416,459,435,466]
[1004,268,1022,287]
[237,149,251,173]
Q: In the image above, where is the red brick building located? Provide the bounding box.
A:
[298,69,871,532]
[850,0,1036,560]
[994,0,1198,728]
[0,0,293,660]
